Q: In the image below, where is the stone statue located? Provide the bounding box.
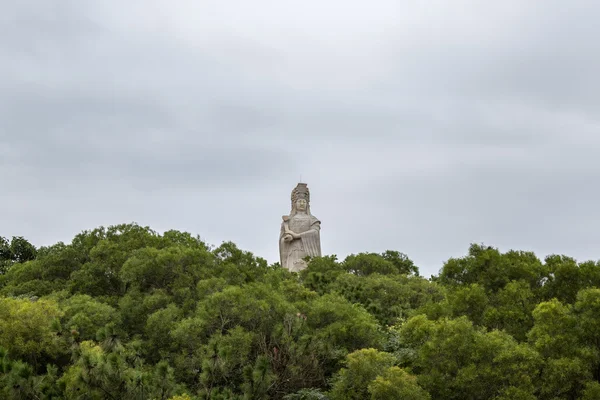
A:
[279,183,322,272]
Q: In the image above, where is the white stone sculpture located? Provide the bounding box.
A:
[279,183,322,272]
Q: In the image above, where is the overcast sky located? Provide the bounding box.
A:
[1,1,599,276]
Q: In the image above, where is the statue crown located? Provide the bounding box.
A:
[291,183,310,204]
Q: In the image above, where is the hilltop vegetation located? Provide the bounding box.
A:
[1,223,600,399]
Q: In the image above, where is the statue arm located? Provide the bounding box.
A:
[290,220,320,239]
[282,216,320,239]
[280,219,293,242]
[281,217,321,257]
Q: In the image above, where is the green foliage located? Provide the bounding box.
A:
[307,294,382,355]
[299,255,345,295]
[368,366,430,400]
[169,395,194,400]
[0,348,62,400]
[542,254,588,304]
[447,283,489,325]
[483,280,536,341]
[343,253,399,276]
[0,236,10,262]
[3,228,600,399]
[528,299,578,358]
[145,304,182,361]
[332,273,442,326]
[0,236,37,275]
[329,348,396,400]
[0,297,64,368]
[397,316,541,400]
[328,349,431,400]
[381,250,419,275]
[283,388,328,400]
[439,244,545,293]
[62,294,120,340]
[582,381,600,400]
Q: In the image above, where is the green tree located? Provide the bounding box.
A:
[528,299,579,359]
[0,236,37,275]
[62,294,120,341]
[9,236,37,264]
[447,283,489,326]
[398,316,540,400]
[329,348,396,400]
[299,255,345,295]
[6,222,600,399]
[527,298,592,399]
[0,297,64,368]
[306,294,382,357]
[212,241,270,285]
[439,245,544,293]
[381,250,419,275]
[283,388,328,400]
[145,304,182,362]
[582,381,600,400]
[368,366,430,400]
[120,246,214,295]
[483,280,536,341]
[573,288,600,382]
[199,326,255,396]
[343,253,397,276]
[332,273,443,326]
[541,254,582,303]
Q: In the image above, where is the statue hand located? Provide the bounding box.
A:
[285,229,300,239]
[283,234,293,242]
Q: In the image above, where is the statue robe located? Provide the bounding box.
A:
[279,213,321,272]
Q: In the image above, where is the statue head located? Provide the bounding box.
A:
[296,198,307,211]
[290,183,311,215]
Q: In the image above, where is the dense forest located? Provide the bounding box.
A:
[2,223,600,399]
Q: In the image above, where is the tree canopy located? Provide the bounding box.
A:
[1,225,600,399]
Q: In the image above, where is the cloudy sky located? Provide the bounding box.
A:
[1,1,599,276]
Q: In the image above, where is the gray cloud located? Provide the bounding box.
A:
[1,0,600,276]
